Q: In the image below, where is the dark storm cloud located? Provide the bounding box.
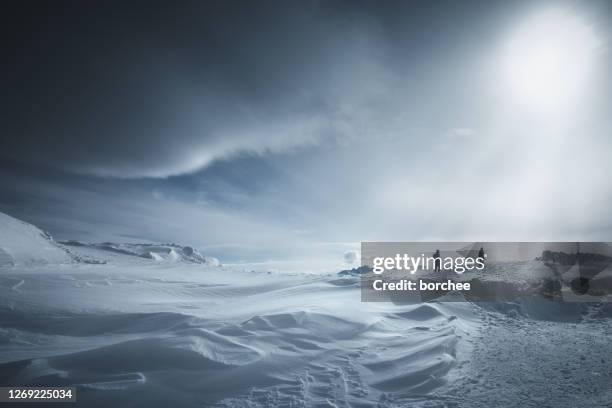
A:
[1,0,393,177]
[1,0,531,178]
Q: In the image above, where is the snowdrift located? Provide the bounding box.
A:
[0,238,476,407]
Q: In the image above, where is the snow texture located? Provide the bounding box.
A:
[0,212,610,407]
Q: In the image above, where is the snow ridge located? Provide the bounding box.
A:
[0,211,218,267]
[0,212,72,266]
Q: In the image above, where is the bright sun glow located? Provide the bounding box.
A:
[501,8,601,114]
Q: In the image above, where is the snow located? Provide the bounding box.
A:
[0,212,72,266]
[60,240,220,265]
[0,211,611,407]
[446,303,612,407]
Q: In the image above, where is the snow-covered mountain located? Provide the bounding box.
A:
[0,211,219,267]
[0,211,72,266]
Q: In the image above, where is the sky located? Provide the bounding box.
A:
[1,0,611,267]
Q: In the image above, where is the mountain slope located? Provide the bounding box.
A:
[0,211,219,267]
[0,211,72,266]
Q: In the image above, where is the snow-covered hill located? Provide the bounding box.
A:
[0,211,219,267]
[0,211,72,266]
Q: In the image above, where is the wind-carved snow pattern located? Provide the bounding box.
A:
[0,211,610,407]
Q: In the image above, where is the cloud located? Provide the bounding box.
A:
[0,165,324,262]
[447,128,477,139]
[3,0,612,261]
[1,1,388,178]
[343,250,359,264]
